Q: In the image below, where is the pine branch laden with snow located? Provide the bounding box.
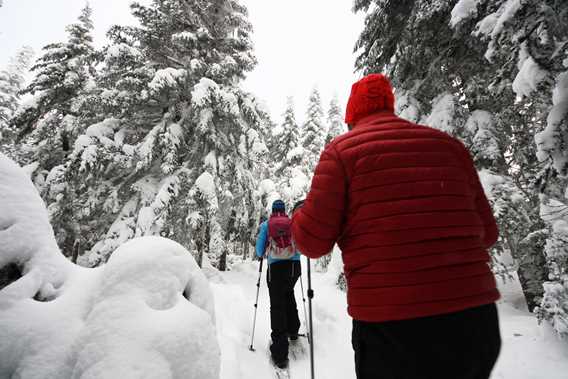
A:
[425,92,456,135]
[464,110,500,163]
[395,91,422,123]
[149,68,187,93]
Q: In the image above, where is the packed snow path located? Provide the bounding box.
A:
[209,259,354,379]
[212,261,568,379]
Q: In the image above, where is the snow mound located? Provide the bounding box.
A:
[73,237,219,379]
[0,153,71,305]
[0,154,219,379]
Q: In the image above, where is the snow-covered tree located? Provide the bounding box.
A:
[326,95,345,144]
[6,5,97,257]
[536,197,568,336]
[52,0,269,269]
[273,97,301,163]
[0,46,34,157]
[11,4,95,172]
[450,0,568,335]
[302,87,327,172]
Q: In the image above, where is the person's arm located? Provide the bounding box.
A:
[255,221,268,258]
[291,145,347,258]
[459,142,499,248]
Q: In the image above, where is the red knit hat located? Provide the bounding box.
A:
[345,74,395,125]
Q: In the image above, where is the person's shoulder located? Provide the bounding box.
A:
[410,121,472,160]
[406,118,456,140]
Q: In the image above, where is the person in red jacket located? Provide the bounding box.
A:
[291,74,501,379]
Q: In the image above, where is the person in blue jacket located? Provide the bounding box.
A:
[256,200,302,369]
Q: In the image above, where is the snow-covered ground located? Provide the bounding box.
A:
[213,260,568,379]
[212,259,354,379]
[2,153,568,378]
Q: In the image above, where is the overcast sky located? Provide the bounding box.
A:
[0,0,364,124]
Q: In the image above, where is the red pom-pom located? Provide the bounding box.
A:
[345,74,395,125]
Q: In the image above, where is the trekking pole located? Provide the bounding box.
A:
[299,272,310,342]
[249,257,264,352]
[307,257,315,379]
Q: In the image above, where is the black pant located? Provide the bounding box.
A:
[352,303,501,379]
[267,260,301,363]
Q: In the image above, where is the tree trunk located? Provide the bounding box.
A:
[71,239,80,264]
[219,209,236,272]
[516,247,549,311]
[218,249,227,271]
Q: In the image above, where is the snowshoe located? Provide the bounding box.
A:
[289,335,308,361]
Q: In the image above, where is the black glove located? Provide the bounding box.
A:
[292,200,305,213]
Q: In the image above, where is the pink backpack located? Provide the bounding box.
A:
[267,214,296,259]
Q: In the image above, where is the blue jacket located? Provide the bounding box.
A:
[255,220,301,265]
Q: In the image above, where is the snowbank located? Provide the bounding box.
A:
[72,237,219,379]
[0,154,219,379]
[0,153,71,305]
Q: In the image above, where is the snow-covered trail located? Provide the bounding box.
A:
[211,259,354,379]
[211,261,568,379]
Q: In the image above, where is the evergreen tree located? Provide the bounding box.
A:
[302,87,326,172]
[273,97,301,163]
[49,0,269,269]
[451,0,568,336]
[11,4,95,172]
[536,206,568,336]
[326,95,345,144]
[0,46,34,157]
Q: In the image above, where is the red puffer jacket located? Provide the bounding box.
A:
[292,111,500,322]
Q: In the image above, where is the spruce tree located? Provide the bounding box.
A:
[0,46,34,157]
[52,0,269,269]
[451,0,568,336]
[326,95,345,144]
[273,97,301,164]
[302,87,327,172]
[11,4,95,171]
